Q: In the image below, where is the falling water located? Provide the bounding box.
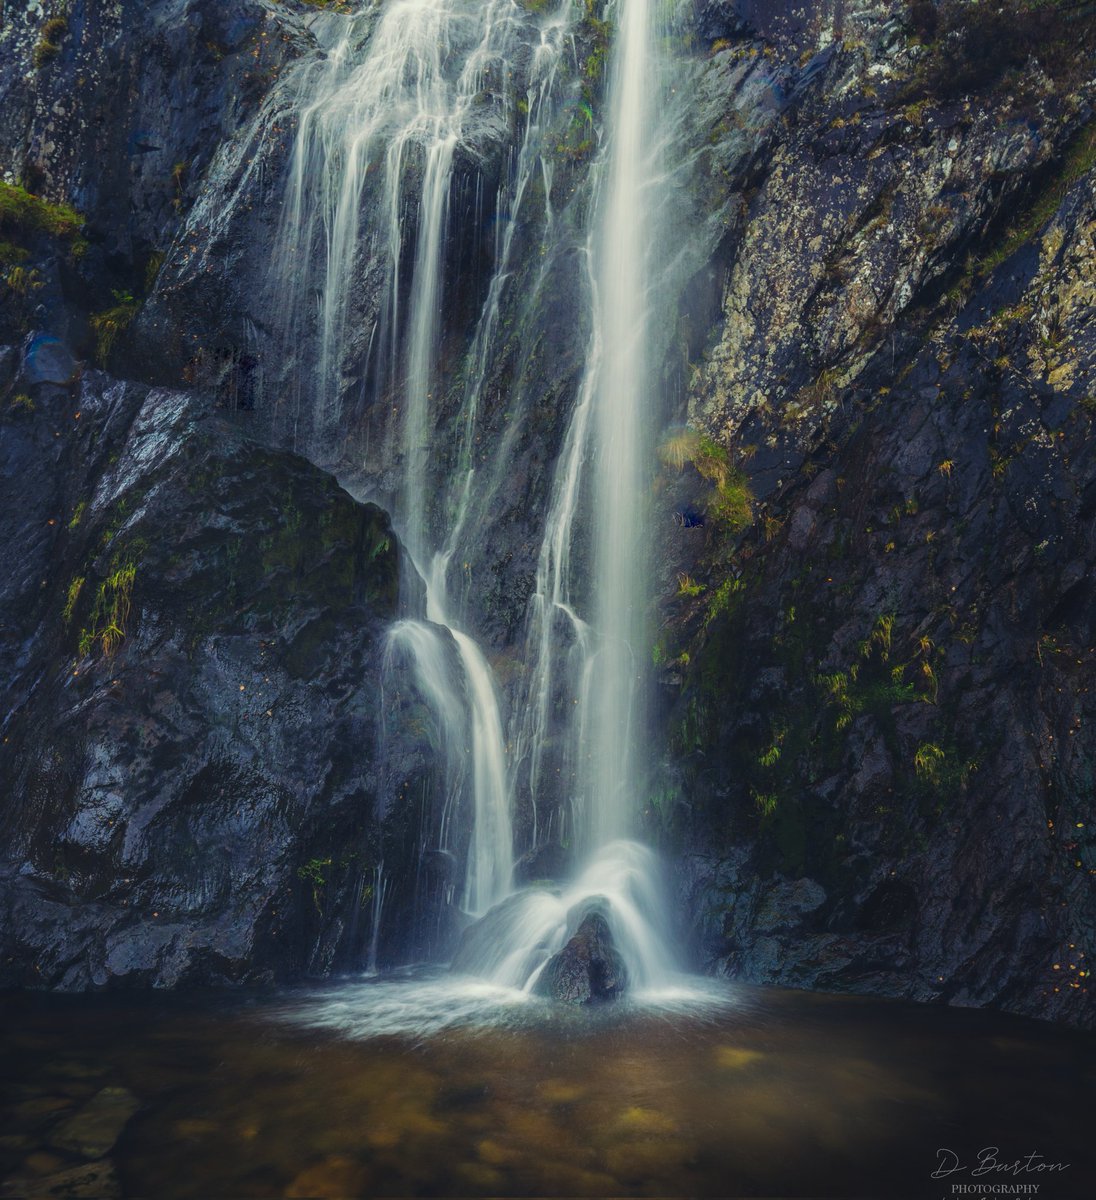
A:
[366,864,389,974]
[272,0,694,986]
[275,1,548,919]
[484,0,684,990]
[584,0,655,847]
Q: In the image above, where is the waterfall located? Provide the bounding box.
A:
[452,0,685,994]
[271,0,693,984]
[275,1,546,921]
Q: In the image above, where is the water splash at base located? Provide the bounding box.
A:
[273,963,733,1042]
[450,840,677,995]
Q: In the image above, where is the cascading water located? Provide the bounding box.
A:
[270,0,698,999]
[452,0,686,995]
[277,0,542,922]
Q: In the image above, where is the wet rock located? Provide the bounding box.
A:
[534,911,627,1004]
[0,1159,119,1199]
[0,369,411,988]
[668,4,1096,1032]
[511,841,570,886]
[20,336,78,389]
[754,879,827,934]
[48,1087,139,1159]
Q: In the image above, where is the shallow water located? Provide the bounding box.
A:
[2,975,1094,1198]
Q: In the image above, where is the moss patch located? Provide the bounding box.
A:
[0,182,86,254]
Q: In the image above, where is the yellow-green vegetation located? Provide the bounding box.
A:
[582,3,612,80]
[979,121,1096,278]
[817,613,921,731]
[144,250,165,292]
[752,791,778,818]
[78,563,136,657]
[68,499,87,530]
[554,92,597,161]
[9,393,35,414]
[758,735,782,768]
[0,241,29,267]
[90,290,141,364]
[297,857,333,913]
[5,264,43,295]
[659,427,753,535]
[704,575,744,627]
[0,181,86,254]
[62,575,85,627]
[33,16,68,68]
[933,82,1096,309]
[169,161,188,212]
[294,0,353,12]
[912,739,978,795]
[913,741,945,780]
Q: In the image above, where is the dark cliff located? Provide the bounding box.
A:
[654,0,1096,1028]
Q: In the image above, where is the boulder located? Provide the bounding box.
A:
[535,911,627,1004]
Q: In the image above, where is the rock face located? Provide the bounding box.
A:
[535,911,627,1005]
[0,340,438,988]
[652,2,1096,1029]
[0,0,306,349]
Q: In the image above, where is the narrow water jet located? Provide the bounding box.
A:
[468,0,686,993]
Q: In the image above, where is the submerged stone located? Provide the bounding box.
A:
[283,1155,372,1199]
[48,1087,139,1159]
[534,911,627,1004]
[0,1158,120,1199]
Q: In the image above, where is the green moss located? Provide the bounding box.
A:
[62,575,85,627]
[9,393,35,414]
[297,856,333,913]
[705,576,744,627]
[981,120,1096,276]
[0,241,29,267]
[33,17,67,69]
[4,263,43,296]
[914,742,944,780]
[0,182,86,254]
[659,427,754,536]
[68,500,87,530]
[144,250,165,292]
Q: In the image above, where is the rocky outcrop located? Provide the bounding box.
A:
[534,909,627,1004]
[657,1,1096,1028]
[0,335,424,988]
[1,0,307,351]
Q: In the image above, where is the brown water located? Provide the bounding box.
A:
[2,974,1094,1198]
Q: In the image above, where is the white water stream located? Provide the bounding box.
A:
[275,0,695,998]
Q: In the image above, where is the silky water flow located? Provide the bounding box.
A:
[271,0,704,1028]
